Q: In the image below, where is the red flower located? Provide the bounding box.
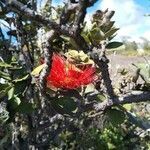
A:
[47,53,97,89]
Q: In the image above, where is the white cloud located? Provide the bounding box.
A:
[101,0,144,26]
[143,31,150,40]
[99,0,150,40]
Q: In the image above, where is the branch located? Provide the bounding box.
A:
[96,56,115,99]
[91,9,116,100]
[94,91,150,111]
[73,0,97,33]
[73,0,86,34]
[39,30,56,108]
[60,2,78,25]
[6,0,71,36]
[15,15,33,71]
[6,0,89,50]
[126,111,150,130]
[31,114,64,132]
[93,41,115,100]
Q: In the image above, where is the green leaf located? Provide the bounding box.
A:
[69,38,79,49]
[0,61,23,71]
[81,33,91,44]
[0,84,12,99]
[17,102,34,114]
[8,87,15,100]
[105,28,119,38]
[108,143,116,149]
[52,97,77,115]
[123,104,132,111]
[90,27,105,41]
[106,109,125,127]
[108,34,117,41]
[84,84,95,94]
[91,22,97,30]
[106,42,123,49]
[31,64,45,76]
[96,93,107,102]
[101,21,115,33]
[61,36,78,49]
[0,62,13,68]
[13,74,30,95]
[13,74,29,82]
[0,83,9,91]
[8,66,22,70]
[0,71,11,80]
[8,96,21,110]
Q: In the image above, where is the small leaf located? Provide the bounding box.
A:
[90,27,105,41]
[91,22,97,30]
[59,98,77,114]
[65,50,94,64]
[84,84,95,94]
[0,84,12,99]
[8,66,22,70]
[106,109,125,127]
[78,51,89,62]
[61,36,79,49]
[8,87,15,100]
[106,42,123,49]
[13,74,29,82]
[66,50,79,58]
[81,34,91,44]
[0,83,10,91]
[108,143,116,150]
[0,62,13,68]
[105,28,119,38]
[0,71,11,80]
[123,104,132,111]
[52,97,77,115]
[69,38,79,49]
[8,96,21,109]
[13,75,30,95]
[31,64,45,76]
[101,21,115,32]
[108,34,117,41]
[96,93,107,102]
